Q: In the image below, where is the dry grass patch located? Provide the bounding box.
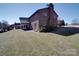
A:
[0,29,79,55]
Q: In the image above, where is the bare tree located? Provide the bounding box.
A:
[58,20,65,26]
[71,19,79,25]
[1,20,9,29]
[0,22,2,28]
[1,20,9,32]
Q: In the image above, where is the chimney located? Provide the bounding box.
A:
[47,3,54,9]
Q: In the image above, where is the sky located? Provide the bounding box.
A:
[0,3,79,24]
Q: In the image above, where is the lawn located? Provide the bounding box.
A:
[0,29,79,56]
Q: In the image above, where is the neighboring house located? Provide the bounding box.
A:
[19,17,32,30]
[14,23,21,29]
[29,3,58,32]
[14,17,31,30]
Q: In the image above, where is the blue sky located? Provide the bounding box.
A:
[0,3,79,24]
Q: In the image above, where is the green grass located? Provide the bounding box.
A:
[0,29,79,56]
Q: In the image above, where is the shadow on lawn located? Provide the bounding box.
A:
[51,27,79,36]
[1,27,79,36]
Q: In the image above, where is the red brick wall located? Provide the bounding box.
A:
[30,8,58,31]
[49,9,58,27]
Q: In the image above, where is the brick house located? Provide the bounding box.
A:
[29,3,58,32]
[18,3,58,32]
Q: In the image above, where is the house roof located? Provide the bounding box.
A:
[19,17,29,21]
[29,8,48,19]
[14,23,21,25]
[29,7,58,19]
[19,4,58,22]
[19,17,30,24]
[19,17,28,19]
[52,9,58,17]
